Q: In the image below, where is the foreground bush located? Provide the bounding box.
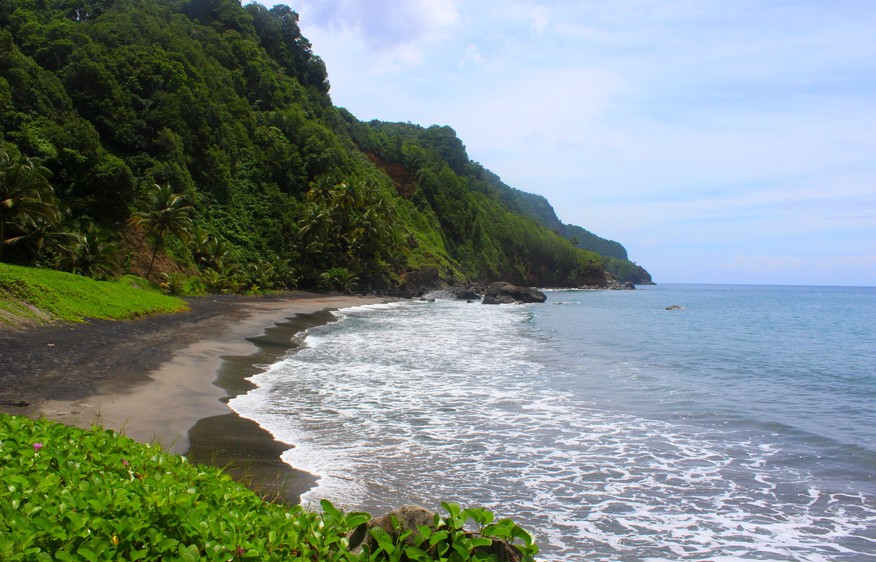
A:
[0,415,537,561]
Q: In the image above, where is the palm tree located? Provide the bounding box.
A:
[19,215,78,267]
[190,228,235,271]
[61,222,118,280]
[128,183,194,277]
[0,144,61,262]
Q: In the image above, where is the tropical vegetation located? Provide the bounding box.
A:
[0,413,538,561]
[0,0,650,294]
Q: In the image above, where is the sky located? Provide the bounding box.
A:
[260,0,876,286]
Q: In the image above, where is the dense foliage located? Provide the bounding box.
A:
[0,0,650,291]
[0,414,537,561]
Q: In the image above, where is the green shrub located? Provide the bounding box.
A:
[0,415,538,561]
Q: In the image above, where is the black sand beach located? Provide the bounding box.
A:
[0,292,391,504]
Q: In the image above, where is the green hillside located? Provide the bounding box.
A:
[0,0,650,292]
[489,185,653,284]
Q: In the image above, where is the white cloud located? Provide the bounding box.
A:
[529,5,550,36]
[294,0,460,67]
[459,44,484,67]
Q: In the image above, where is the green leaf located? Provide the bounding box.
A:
[469,537,493,548]
[177,544,199,561]
[369,527,396,554]
[157,538,179,551]
[404,545,429,560]
[429,529,449,547]
[452,541,471,559]
[320,499,340,522]
[76,547,97,562]
[344,511,371,530]
[511,524,535,545]
[462,506,494,527]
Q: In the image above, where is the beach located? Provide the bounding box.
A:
[0,292,391,504]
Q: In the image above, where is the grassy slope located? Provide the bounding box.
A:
[0,263,187,328]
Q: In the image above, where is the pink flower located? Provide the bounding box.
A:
[122,459,129,466]
[33,443,43,453]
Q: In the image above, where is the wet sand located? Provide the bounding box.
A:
[0,292,392,503]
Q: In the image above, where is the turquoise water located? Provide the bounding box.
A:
[231,284,876,560]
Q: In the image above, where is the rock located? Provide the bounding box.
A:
[448,285,483,300]
[482,281,546,304]
[454,289,481,300]
[349,505,436,552]
[371,505,436,539]
[482,294,517,305]
[603,279,636,290]
[375,288,423,299]
[665,304,684,310]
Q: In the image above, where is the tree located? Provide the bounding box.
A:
[0,144,61,262]
[128,183,193,277]
[59,222,118,279]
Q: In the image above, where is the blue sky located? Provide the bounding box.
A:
[260,1,876,286]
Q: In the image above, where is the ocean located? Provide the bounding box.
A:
[229,284,876,561]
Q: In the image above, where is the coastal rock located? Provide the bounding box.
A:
[611,280,637,290]
[665,305,684,310]
[483,294,517,305]
[373,288,423,299]
[349,505,436,552]
[450,286,482,300]
[482,282,547,304]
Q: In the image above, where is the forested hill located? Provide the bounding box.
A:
[479,179,652,285]
[0,0,652,293]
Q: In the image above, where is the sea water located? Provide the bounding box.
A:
[229,284,876,560]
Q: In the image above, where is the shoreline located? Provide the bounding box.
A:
[185,307,344,504]
[0,292,393,504]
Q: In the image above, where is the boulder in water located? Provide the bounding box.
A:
[482,282,546,304]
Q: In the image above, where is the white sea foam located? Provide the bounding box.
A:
[229,288,876,560]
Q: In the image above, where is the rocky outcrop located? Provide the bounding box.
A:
[449,285,482,301]
[482,282,547,304]
[578,278,636,290]
[605,279,636,290]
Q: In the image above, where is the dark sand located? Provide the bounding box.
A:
[0,292,391,504]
